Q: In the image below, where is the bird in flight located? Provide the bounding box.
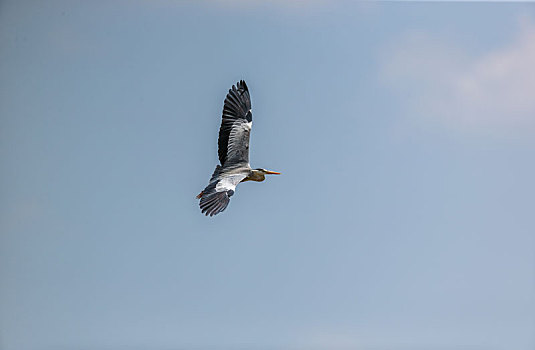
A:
[197,80,280,216]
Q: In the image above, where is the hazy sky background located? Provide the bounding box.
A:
[1,1,535,350]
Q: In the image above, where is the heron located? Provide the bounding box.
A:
[196,80,280,216]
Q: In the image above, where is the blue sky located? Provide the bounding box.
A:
[1,1,534,349]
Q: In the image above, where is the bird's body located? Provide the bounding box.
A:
[197,80,280,216]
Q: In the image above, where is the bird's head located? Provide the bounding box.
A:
[251,168,281,181]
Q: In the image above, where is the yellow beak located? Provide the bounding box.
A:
[264,170,281,175]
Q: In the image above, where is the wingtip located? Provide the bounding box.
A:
[237,79,248,92]
[228,80,248,95]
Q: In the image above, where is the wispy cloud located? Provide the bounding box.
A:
[379,17,535,136]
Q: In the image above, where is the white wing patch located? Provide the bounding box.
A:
[215,174,247,192]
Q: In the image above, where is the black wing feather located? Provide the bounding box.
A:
[218,80,252,166]
[200,192,231,216]
[198,179,235,217]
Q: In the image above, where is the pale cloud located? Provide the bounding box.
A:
[379,17,535,136]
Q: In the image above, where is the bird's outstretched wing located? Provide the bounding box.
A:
[197,167,247,216]
[218,80,252,167]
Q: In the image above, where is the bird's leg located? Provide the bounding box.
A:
[196,191,204,199]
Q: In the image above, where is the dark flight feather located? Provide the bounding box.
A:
[218,80,252,166]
